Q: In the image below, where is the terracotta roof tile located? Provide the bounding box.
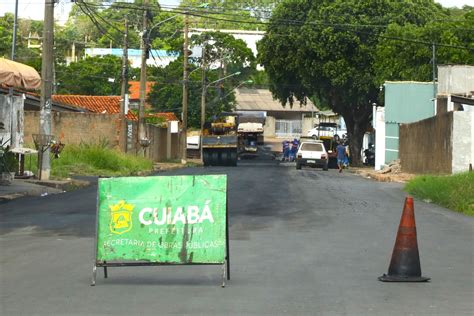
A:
[128,81,155,100]
[51,94,175,121]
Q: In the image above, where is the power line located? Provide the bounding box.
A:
[76,2,117,43]
[77,2,474,51]
[83,1,474,31]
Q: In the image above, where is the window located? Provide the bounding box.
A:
[301,143,323,151]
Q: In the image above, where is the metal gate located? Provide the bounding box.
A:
[275,120,302,137]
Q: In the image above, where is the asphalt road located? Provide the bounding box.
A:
[1,158,473,315]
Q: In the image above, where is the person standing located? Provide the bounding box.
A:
[336,141,347,173]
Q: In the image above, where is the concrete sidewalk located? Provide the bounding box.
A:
[0,178,90,202]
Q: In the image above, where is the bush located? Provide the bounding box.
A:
[29,144,153,178]
[405,172,474,216]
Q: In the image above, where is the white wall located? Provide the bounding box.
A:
[452,111,474,173]
[263,116,275,137]
[0,95,24,149]
[374,106,386,170]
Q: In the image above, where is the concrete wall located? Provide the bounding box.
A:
[145,125,180,161]
[302,117,316,135]
[438,65,474,95]
[24,111,121,148]
[264,116,276,137]
[452,111,474,173]
[399,113,453,174]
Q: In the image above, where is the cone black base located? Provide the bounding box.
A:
[378,274,430,282]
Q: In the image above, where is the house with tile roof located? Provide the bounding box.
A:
[127,81,155,111]
[50,95,177,122]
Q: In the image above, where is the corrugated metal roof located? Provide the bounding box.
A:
[235,88,318,112]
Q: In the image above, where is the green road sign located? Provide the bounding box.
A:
[95,175,227,264]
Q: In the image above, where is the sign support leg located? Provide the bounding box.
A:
[91,264,97,286]
[221,259,227,288]
[226,197,230,281]
[103,261,108,278]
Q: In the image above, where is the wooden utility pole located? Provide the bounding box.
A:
[200,45,207,134]
[38,0,55,180]
[181,12,189,164]
[120,18,129,153]
[200,44,207,162]
[432,43,437,99]
[138,0,149,154]
[11,0,18,60]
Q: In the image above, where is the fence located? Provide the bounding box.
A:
[399,111,473,174]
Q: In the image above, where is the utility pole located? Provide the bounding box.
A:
[200,44,207,162]
[138,0,148,155]
[432,43,437,99]
[200,45,207,135]
[38,0,54,180]
[11,0,19,60]
[120,18,129,153]
[181,12,189,164]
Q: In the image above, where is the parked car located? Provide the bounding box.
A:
[295,140,328,170]
[307,123,347,141]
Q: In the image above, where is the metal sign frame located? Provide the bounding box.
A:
[91,176,230,287]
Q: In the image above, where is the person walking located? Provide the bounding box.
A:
[336,141,347,173]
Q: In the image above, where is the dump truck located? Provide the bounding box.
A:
[202,114,238,166]
[237,120,264,154]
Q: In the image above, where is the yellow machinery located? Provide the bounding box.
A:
[202,114,238,166]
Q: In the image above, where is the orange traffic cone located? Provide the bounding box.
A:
[379,197,430,282]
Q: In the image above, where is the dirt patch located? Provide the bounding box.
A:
[350,165,416,183]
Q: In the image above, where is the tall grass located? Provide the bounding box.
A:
[405,172,474,216]
[29,144,153,178]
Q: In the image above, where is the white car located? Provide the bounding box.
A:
[307,126,337,138]
[296,140,329,170]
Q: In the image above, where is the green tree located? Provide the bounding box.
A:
[258,0,445,165]
[56,55,122,95]
[0,13,14,58]
[0,14,42,68]
[375,8,474,83]
[180,0,281,30]
[148,31,255,128]
[148,59,234,128]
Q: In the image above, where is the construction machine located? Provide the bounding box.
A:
[237,114,265,154]
[202,114,238,166]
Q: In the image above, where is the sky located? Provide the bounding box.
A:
[0,0,473,23]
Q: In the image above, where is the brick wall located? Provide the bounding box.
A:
[24,111,182,162]
[24,111,121,148]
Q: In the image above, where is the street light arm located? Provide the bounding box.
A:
[147,14,180,41]
[206,71,241,88]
